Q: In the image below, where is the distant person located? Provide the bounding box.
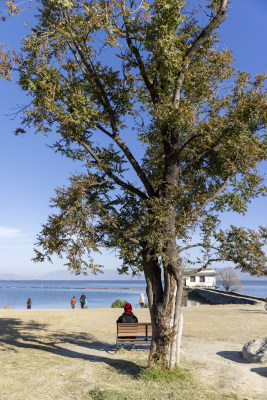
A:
[70,296,76,309]
[80,293,86,309]
[27,298,32,309]
[117,302,138,323]
[139,293,145,308]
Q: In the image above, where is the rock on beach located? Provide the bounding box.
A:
[242,337,267,363]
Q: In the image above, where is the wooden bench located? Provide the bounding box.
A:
[116,323,152,352]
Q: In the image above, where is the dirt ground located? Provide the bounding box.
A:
[0,304,266,399]
[181,304,267,399]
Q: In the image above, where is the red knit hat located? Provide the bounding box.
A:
[124,302,132,313]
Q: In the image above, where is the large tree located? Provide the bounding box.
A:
[1,0,267,368]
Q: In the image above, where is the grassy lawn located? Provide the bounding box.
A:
[0,305,266,399]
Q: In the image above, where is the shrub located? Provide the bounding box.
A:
[111,299,127,308]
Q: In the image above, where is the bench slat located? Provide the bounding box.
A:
[119,338,151,343]
[118,329,150,333]
[116,322,152,350]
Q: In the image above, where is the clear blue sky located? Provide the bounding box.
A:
[0,0,266,278]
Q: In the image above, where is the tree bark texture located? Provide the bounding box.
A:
[142,246,184,369]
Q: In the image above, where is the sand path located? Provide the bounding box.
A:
[181,339,267,399]
[55,335,267,399]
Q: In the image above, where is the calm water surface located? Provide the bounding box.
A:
[0,280,147,309]
[0,279,266,309]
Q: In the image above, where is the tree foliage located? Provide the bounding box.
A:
[1,0,267,368]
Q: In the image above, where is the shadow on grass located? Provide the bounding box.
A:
[0,318,142,377]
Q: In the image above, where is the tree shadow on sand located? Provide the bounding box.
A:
[218,351,267,379]
[237,308,267,314]
[251,367,267,378]
[217,350,244,363]
[0,318,143,377]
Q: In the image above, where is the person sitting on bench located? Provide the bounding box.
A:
[117,302,138,323]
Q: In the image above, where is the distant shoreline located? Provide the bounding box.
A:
[0,278,266,281]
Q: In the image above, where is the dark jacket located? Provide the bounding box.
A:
[80,294,86,303]
[117,312,138,323]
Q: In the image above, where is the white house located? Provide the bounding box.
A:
[184,268,216,288]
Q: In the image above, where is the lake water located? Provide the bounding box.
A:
[0,280,147,309]
[0,279,266,309]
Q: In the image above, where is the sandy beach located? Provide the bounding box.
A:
[0,304,266,400]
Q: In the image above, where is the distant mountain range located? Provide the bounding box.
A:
[0,269,145,281]
[0,268,266,281]
[0,273,23,280]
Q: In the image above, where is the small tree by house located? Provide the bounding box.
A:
[217,267,242,292]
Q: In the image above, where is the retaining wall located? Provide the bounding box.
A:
[192,288,262,305]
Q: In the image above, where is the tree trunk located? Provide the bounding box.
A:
[142,250,184,369]
[143,132,184,369]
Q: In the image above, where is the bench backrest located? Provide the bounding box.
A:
[117,323,152,340]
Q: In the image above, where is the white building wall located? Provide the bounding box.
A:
[185,275,216,288]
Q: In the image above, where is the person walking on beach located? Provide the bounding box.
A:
[27,298,32,309]
[117,303,138,323]
[139,293,145,308]
[70,296,76,309]
[80,293,86,309]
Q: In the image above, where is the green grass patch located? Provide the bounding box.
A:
[139,365,193,384]
[91,359,244,400]
[11,361,20,367]
[89,388,129,400]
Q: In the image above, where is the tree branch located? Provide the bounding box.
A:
[80,140,148,200]
[192,176,232,215]
[109,221,142,245]
[65,39,156,197]
[177,243,202,254]
[121,0,158,104]
[180,143,222,173]
[114,134,156,197]
[177,132,202,158]
[68,41,119,137]
[183,258,222,276]
[173,0,229,107]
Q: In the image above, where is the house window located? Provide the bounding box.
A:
[190,276,195,282]
[200,276,205,282]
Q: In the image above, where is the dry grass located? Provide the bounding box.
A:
[0,304,266,400]
[182,303,267,343]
